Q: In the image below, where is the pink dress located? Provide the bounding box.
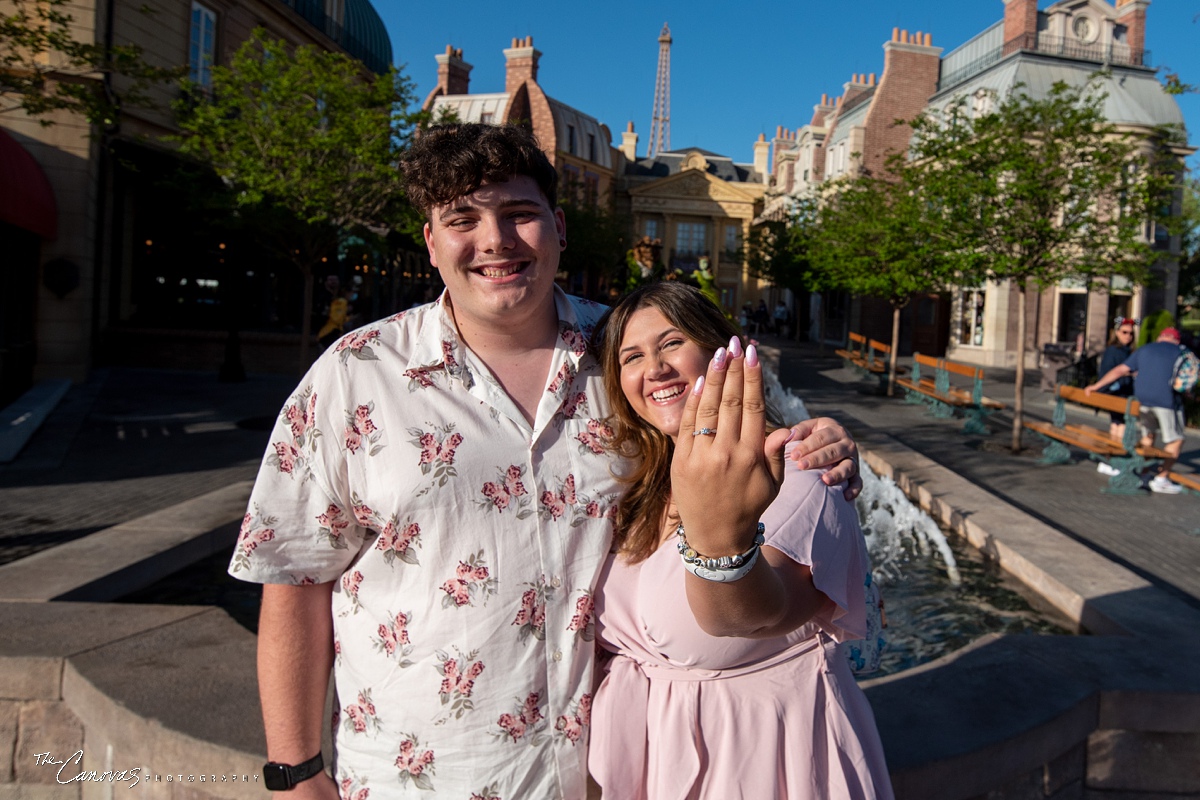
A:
[589,460,894,800]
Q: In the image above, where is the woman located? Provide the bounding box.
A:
[1097,317,1136,469]
[589,283,892,799]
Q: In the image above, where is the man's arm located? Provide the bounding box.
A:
[1085,363,1133,394]
[258,582,338,798]
[787,417,862,500]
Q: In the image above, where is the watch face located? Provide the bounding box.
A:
[263,764,292,791]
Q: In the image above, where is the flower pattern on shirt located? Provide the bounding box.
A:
[470,785,502,800]
[512,577,555,643]
[267,386,320,478]
[540,475,616,527]
[575,419,613,456]
[342,689,381,735]
[341,570,364,614]
[566,592,595,643]
[338,773,369,800]
[547,362,575,401]
[434,647,486,723]
[494,692,547,745]
[316,503,351,549]
[395,733,436,791]
[374,610,414,667]
[344,402,384,456]
[479,465,532,518]
[554,692,592,746]
[559,324,588,358]
[404,362,444,390]
[440,551,497,608]
[230,508,276,572]
[409,423,464,488]
[336,329,382,363]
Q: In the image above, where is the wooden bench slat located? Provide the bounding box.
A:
[1167,472,1200,493]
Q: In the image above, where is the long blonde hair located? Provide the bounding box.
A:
[593,283,781,563]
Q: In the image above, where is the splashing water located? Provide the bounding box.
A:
[764,363,961,585]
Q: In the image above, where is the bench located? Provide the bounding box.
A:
[835,332,869,371]
[895,353,1005,434]
[1022,385,1171,494]
[1167,471,1200,495]
[836,333,894,383]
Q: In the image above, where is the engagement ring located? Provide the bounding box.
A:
[692,427,717,436]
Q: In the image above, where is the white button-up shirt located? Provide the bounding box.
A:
[231,289,619,799]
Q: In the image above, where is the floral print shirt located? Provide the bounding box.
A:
[230,289,619,800]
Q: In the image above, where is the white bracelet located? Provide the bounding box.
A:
[676,521,765,583]
[681,546,761,582]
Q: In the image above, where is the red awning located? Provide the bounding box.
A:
[0,127,57,240]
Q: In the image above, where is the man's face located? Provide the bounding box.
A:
[423,175,565,333]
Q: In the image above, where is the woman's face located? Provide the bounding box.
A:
[617,306,713,441]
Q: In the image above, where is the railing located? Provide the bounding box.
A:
[938,32,1150,92]
[275,0,391,75]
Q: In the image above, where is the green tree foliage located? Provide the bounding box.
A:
[906,77,1180,451]
[174,30,421,366]
[811,165,958,394]
[1,0,178,128]
[557,183,630,300]
[1176,176,1199,310]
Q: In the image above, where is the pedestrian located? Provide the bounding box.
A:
[755,299,770,336]
[1093,317,1136,476]
[227,123,862,798]
[1086,326,1190,494]
[588,283,893,799]
[773,299,790,337]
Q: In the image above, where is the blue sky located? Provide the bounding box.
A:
[380,0,1199,170]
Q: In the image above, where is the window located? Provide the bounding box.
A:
[588,133,596,162]
[644,219,660,240]
[958,289,986,347]
[676,222,709,256]
[480,111,493,124]
[188,3,217,89]
[1056,292,1087,344]
[567,125,577,155]
[724,224,739,253]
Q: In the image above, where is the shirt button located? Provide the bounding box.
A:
[550,576,562,588]
[553,650,563,662]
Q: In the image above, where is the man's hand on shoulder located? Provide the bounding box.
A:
[787,417,862,501]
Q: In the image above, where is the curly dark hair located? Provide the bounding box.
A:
[401,123,558,217]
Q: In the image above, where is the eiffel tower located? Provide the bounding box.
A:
[649,23,671,158]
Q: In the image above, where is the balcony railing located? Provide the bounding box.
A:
[275,0,390,75]
[938,32,1149,92]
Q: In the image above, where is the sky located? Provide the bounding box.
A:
[379,0,1200,170]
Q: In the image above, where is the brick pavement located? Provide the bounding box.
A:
[773,338,1200,610]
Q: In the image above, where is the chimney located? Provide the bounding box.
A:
[1002,0,1039,50]
[753,133,770,182]
[812,93,835,127]
[865,28,943,177]
[503,35,541,95]
[621,121,638,161]
[1115,0,1149,61]
[434,45,472,96]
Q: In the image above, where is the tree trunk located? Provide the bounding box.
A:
[889,304,901,397]
[1011,282,1027,453]
[299,265,314,372]
[818,292,827,356]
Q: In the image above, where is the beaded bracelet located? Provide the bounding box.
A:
[676,522,766,583]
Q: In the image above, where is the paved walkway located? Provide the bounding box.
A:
[772,338,1200,610]
[3,350,1198,607]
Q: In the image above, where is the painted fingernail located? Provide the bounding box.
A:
[746,345,758,367]
[712,347,727,370]
[692,375,705,396]
[784,427,796,444]
[728,336,743,358]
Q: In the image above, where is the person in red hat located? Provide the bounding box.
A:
[1087,326,1189,494]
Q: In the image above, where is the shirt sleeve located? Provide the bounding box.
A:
[758,451,870,642]
[228,356,371,585]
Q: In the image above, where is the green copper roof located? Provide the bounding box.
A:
[279,0,393,74]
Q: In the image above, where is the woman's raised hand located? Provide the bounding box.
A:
[671,336,794,557]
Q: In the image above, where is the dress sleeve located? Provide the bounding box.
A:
[758,449,870,642]
[227,356,371,585]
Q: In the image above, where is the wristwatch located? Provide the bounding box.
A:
[262,752,324,791]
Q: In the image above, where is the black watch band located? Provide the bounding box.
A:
[262,752,324,791]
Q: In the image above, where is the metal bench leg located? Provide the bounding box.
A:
[1102,454,1156,495]
[1035,434,1072,465]
[961,407,991,436]
[903,389,927,406]
[928,399,955,419]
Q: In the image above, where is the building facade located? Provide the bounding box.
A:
[770,0,1190,366]
[0,0,393,399]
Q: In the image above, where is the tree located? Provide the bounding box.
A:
[811,165,957,395]
[174,29,422,367]
[907,77,1180,452]
[1,0,177,127]
[557,185,630,300]
[1176,175,1199,310]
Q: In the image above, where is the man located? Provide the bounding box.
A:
[230,124,859,798]
[1086,326,1189,494]
[773,299,790,337]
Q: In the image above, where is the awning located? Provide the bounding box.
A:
[0,127,57,240]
